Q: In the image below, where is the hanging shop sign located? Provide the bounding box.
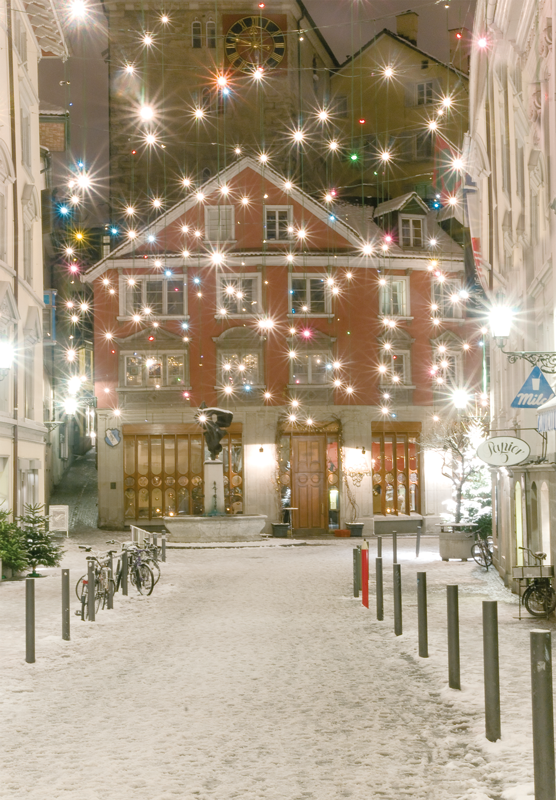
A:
[476,436,531,467]
[510,366,555,409]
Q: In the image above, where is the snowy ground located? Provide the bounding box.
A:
[0,535,551,799]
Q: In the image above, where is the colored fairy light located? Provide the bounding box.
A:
[60,206,69,215]
[147,234,155,243]
[350,153,358,161]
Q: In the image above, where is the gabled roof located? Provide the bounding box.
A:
[296,1,339,68]
[82,156,366,282]
[334,28,468,81]
[374,192,430,218]
[25,0,68,59]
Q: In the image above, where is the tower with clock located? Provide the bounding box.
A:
[105,1,337,215]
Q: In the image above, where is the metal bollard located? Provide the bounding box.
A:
[531,630,556,800]
[121,550,128,596]
[107,554,114,610]
[26,578,35,663]
[353,548,360,597]
[483,601,501,742]
[393,563,402,636]
[87,559,96,622]
[361,540,369,608]
[377,535,382,558]
[417,572,428,658]
[376,557,384,621]
[392,531,398,564]
[62,569,70,641]
[161,536,166,562]
[153,533,158,548]
[447,585,460,690]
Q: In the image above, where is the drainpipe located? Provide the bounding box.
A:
[6,0,19,517]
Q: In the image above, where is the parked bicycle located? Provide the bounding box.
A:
[518,546,556,618]
[106,540,155,596]
[471,533,494,570]
[75,546,116,619]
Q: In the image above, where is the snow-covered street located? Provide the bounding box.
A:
[0,536,549,799]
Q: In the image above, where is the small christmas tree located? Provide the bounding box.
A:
[18,504,64,577]
[0,510,28,576]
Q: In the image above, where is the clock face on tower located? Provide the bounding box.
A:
[224,16,286,72]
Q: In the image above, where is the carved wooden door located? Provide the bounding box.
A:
[292,435,326,534]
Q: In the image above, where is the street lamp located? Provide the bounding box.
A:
[489,302,556,373]
[452,389,470,410]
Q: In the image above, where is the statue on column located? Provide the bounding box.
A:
[196,402,234,460]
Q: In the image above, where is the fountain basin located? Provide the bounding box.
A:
[163,515,267,543]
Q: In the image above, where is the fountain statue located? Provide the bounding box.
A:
[162,402,267,542]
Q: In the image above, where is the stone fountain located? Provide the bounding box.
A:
[163,404,267,542]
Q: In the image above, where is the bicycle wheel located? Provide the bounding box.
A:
[145,558,161,585]
[75,575,87,600]
[133,564,154,596]
[471,542,491,568]
[524,584,556,617]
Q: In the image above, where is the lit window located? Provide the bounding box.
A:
[290,351,332,385]
[123,275,187,317]
[289,276,329,315]
[217,275,260,315]
[379,279,408,316]
[432,279,463,319]
[124,353,186,387]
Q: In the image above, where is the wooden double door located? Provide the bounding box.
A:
[292,435,327,535]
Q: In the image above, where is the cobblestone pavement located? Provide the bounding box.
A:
[48,449,104,542]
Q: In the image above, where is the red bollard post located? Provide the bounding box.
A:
[361,540,369,608]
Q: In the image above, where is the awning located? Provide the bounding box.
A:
[537,395,556,432]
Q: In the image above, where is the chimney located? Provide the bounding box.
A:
[448,27,471,73]
[396,11,419,46]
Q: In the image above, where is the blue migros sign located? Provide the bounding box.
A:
[511,366,555,408]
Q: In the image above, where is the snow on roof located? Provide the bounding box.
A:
[374,192,430,218]
[26,0,69,59]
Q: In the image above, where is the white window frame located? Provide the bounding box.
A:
[219,349,263,388]
[119,274,188,319]
[191,20,202,48]
[289,348,334,387]
[399,214,425,248]
[416,80,434,105]
[204,205,235,242]
[379,277,410,317]
[206,19,216,48]
[384,350,411,385]
[216,273,262,317]
[288,274,332,317]
[122,351,188,389]
[432,278,463,319]
[264,206,293,241]
[431,342,463,387]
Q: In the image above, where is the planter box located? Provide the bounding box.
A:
[439,530,473,561]
[346,523,364,538]
[271,523,290,539]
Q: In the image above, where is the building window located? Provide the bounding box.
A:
[371,432,420,515]
[23,224,33,284]
[124,353,186,388]
[289,276,329,315]
[217,275,260,316]
[432,278,463,319]
[192,20,202,48]
[265,207,291,240]
[221,351,260,387]
[206,20,216,48]
[122,275,187,317]
[416,81,434,105]
[400,216,424,248]
[431,335,463,386]
[205,206,234,241]
[335,95,348,117]
[123,430,244,519]
[415,131,433,159]
[20,106,31,167]
[290,350,332,385]
[382,350,410,384]
[24,345,34,418]
[379,278,408,316]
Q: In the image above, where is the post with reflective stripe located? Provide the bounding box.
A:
[62,569,70,641]
[361,540,369,608]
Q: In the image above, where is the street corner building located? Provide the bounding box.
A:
[83,157,482,534]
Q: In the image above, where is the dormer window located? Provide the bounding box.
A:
[399,215,424,248]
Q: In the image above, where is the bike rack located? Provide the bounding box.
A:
[512,564,555,620]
